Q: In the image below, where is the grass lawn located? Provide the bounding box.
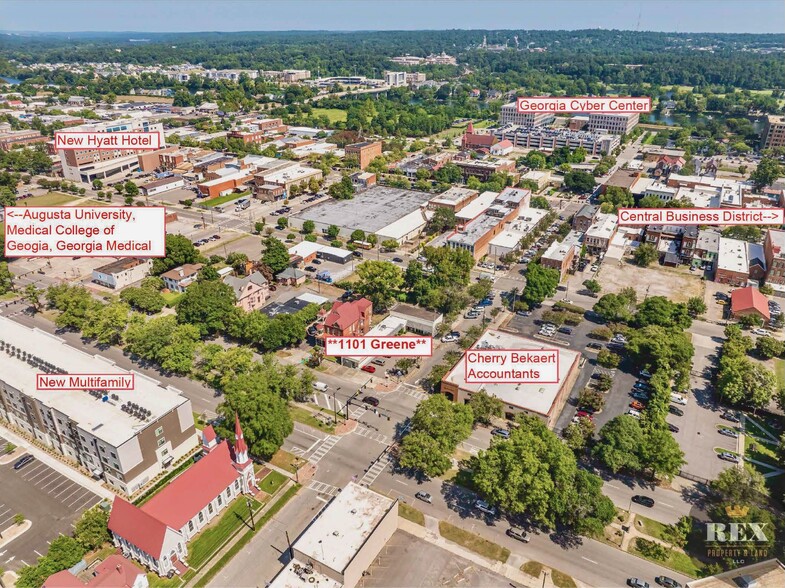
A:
[147,573,183,588]
[398,502,425,526]
[203,190,251,208]
[193,412,205,431]
[258,470,288,496]
[188,496,264,569]
[630,538,703,578]
[438,521,510,563]
[22,192,79,206]
[744,437,780,467]
[0,291,17,301]
[289,405,336,434]
[773,359,785,390]
[520,561,544,577]
[312,107,347,123]
[269,448,306,474]
[551,569,577,588]
[635,514,667,541]
[162,292,183,307]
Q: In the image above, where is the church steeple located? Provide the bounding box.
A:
[233,413,249,466]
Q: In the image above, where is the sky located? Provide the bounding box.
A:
[2,0,784,34]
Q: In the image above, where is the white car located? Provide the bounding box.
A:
[670,393,688,406]
[441,334,458,343]
[752,328,772,337]
[626,408,641,419]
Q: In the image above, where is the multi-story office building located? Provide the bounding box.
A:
[58,119,165,183]
[384,71,407,87]
[345,141,383,170]
[587,113,639,135]
[762,115,785,150]
[499,102,555,127]
[764,229,785,286]
[0,317,198,496]
[493,124,619,155]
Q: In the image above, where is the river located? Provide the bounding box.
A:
[1,76,22,85]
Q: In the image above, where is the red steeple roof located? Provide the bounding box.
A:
[467,121,474,134]
[234,412,249,460]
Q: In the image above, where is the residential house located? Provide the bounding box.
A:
[108,417,257,578]
[223,272,270,312]
[43,554,148,588]
[318,298,373,340]
[161,264,203,293]
[572,204,599,232]
[92,259,152,290]
[275,267,306,286]
[730,287,770,322]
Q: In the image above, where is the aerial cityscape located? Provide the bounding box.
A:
[1,2,785,588]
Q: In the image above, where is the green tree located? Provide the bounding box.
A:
[709,465,769,506]
[641,427,685,480]
[428,207,458,234]
[599,186,634,212]
[468,391,504,425]
[563,418,595,453]
[467,278,493,301]
[216,391,292,459]
[634,296,692,329]
[583,279,601,294]
[327,224,341,239]
[409,394,473,453]
[717,356,776,408]
[750,157,782,190]
[328,175,355,200]
[687,296,707,317]
[354,260,403,310]
[381,239,399,251]
[24,284,41,311]
[593,415,644,473]
[597,348,621,368]
[262,236,290,275]
[350,229,366,242]
[124,180,139,197]
[152,234,201,275]
[176,280,236,336]
[756,335,784,359]
[634,243,659,266]
[563,170,596,193]
[397,431,453,477]
[522,263,560,306]
[523,151,547,170]
[74,507,110,551]
[302,220,315,234]
[81,301,131,345]
[0,262,14,294]
[530,196,550,209]
[276,217,288,230]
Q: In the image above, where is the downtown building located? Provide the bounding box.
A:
[0,316,198,496]
[586,112,639,135]
[58,118,165,183]
[499,102,555,127]
[492,124,619,155]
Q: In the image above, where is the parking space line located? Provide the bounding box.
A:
[77,495,101,511]
[48,479,71,495]
[60,486,83,503]
[30,470,60,486]
[20,463,46,479]
[55,482,78,498]
[25,467,54,482]
[40,474,66,490]
[67,490,90,508]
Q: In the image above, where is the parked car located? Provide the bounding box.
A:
[721,411,740,423]
[655,577,682,588]
[667,423,680,433]
[415,491,433,504]
[632,495,655,508]
[465,311,480,319]
[719,427,739,438]
[516,310,531,317]
[586,342,603,350]
[558,327,573,335]
[362,396,380,407]
[371,358,386,366]
[506,527,530,542]
[752,328,771,336]
[392,257,404,263]
[474,500,497,516]
[633,381,651,391]
[631,391,650,401]
[670,393,688,405]
[628,579,650,588]
[668,405,684,417]
[630,400,645,411]
[626,408,641,419]
[312,259,322,265]
[576,410,594,420]
[13,454,34,470]
[639,369,653,379]
[304,266,316,272]
[491,428,511,439]
[361,365,376,374]
[441,334,458,343]
[719,452,740,463]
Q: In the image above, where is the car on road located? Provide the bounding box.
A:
[721,411,740,423]
[628,579,650,588]
[491,428,511,439]
[361,365,376,373]
[752,328,771,336]
[669,405,684,417]
[441,334,459,343]
[465,311,480,319]
[362,396,380,407]
[516,310,531,316]
[13,454,34,470]
[474,500,497,516]
[415,491,433,504]
[392,257,404,263]
[719,452,740,463]
[719,427,739,438]
[632,495,655,508]
[655,577,681,588]
[506,527,530,542]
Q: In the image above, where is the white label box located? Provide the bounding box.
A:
[54,131,162,150]
[324,336,433,357]
[517,97,651,114]
[464,349,560,384]
[3,206,167,257]
[617,207,784,227]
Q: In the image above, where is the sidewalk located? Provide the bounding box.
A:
[399,515,590,588]
[0,423,115,501]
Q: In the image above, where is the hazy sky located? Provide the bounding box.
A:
[2,0,783,34]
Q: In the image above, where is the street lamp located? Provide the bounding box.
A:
[542,570,548,588]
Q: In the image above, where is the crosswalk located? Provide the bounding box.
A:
[359,454,394,487]
[307,435,341,465]
[398,383,429,402]
[349,406,367,420]
[353,426,390,445]
[307,480,341,497]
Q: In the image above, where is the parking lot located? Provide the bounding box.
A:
[596,259,704,303]
[0,436,102,571]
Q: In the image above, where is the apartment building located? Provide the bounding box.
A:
[573,204,599,232]
[0,317,198,496]
[587,112,639,135]
[499,102,555,127]
[762,115,785,150]
[58,119,165,183]
[493,124,619,155]
[764,229,785,287]
[162,264,203,293]
[541,231,582,280]
[92,258,152,289]
[345,141,383,170]
[406,72,427,84]
[584,213,618,253]
[0,129,48,151]
[384,71,407,87]
[454,157,517,182]
[427,187,479,213]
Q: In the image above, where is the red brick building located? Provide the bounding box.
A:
[345,141,383,170]
[318,298,373,338]
[461,122,497,150]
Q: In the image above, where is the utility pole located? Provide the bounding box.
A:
[246,498,255,531]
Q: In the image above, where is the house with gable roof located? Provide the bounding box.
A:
[107,416,257,577]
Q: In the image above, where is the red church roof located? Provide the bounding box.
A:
[323,298,372,330]
[142,441,242,530]
[108,497,170,559]
[233,413,248,458]
[731,286,771,321]
[202,424,217,443]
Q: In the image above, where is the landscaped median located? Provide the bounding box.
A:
[438,521,510,563]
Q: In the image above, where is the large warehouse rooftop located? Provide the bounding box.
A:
[294,185,433,233]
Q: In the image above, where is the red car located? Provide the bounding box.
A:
[576,410,594,420]
[361,365,376,373]
[630,400,645,411]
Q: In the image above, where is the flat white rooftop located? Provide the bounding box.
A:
[0,316,188,448]
[718,236,748,274]
[456,191,499,221]
[293,482,396,574]
[444,329,580,416]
